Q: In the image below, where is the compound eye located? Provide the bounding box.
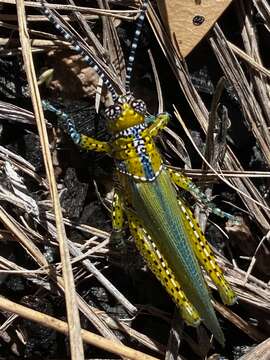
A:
[131,99,147,115]
[105,104,122,121]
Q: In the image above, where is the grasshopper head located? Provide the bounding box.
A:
[105,95,147,134]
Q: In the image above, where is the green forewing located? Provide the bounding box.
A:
[128,169,225,345]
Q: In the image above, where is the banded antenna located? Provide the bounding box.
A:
[40,1,120,102]
[125,0,149,94]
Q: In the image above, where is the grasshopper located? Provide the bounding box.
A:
[41,0,236,346]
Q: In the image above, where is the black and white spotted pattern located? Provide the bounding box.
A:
[40,1,119,101]
[105,104,122,121]
[125,1,149,93]
[114,122,147,139]
[115,123,162,181]
[131,99,147,115]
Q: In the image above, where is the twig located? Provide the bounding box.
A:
[0,296,159,360]
[16,0,84,358]
[213,301,266,342]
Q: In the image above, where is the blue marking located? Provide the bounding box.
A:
[42,100,81,145]
[133,127,155,180]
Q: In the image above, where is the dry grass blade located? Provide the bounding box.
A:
[42,211,137,314]
[66,0,106,59]
[228,41,270,80]
[148,49,164,113]
[238,337,270,360]
[0,296,159,360]
[96,0,126,84]
[213,301,266,342]
[209,26,270,228]
[183,169,270,179]
[0,100,37,125]
[236,0,270,126]
[0,13,99,22]
[174,107,270,214]
[242,232,270,285]
[0,145,36,171]
[101,315,166,355]
[210,25,270,165]
[208,252,270,311]
[30,214,127,339]
[45,212,110,238]
[2,0,137,19]
[203,77,227,169]
[165,310,183,360]
[0,205,48,267]
[69,241,138,315]
[16,0,84,358]
[253,0,270,32]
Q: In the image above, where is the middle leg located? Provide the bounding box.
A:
[167,167,235,221]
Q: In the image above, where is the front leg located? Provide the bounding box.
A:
[126,210,201,327]
[42,100,110,153]
[145,112,171,137]
[167,167,235,221]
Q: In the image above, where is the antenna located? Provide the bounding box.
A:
[40,1,119,101]
[125,1,149,94]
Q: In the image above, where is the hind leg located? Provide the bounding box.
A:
[126,211,201,326]
[177,198,236,305]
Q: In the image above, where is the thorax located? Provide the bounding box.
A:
[111,123,163,182]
